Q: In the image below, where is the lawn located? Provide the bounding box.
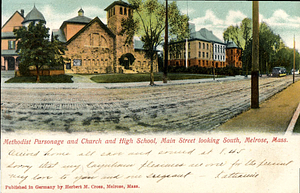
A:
[5,74,73,83]
[90,73,224,83]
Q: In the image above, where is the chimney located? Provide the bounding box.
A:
[21,9,24,17]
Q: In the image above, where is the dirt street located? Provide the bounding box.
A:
[1,76,298,134]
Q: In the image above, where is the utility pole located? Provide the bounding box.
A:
[293,35,295,83]
[186,39,188,68]
[251,1,259,109]
[163,0,168,83]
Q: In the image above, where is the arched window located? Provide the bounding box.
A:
[91,33,100,47]
[120,7,123,15]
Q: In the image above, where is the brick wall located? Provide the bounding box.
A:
[64,21,115,74]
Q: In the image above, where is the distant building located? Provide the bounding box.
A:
[168,28,242,69]
[168,28,226,68]
[53,1,158,74]
[1,6,45,71]
[225,41,242,68]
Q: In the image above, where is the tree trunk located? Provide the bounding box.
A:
[150,58,154,86]
[36,67,40,83]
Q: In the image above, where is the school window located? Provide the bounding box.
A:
[188,52,190,58]
[73,59,82,66]
[198,51,201,58]
[206,53,208,58]
[124,8,127,15]
[8,41,15,50]
[207,44,209,50]
[203,43,205,49]
[120,7,123,15]
[199,42,201,49]
[202,52,205,58]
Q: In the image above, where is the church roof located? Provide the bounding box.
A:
[104,0,133,11]
[64,15,92,24]
[21,5,46,24]
[66,17,115,45]
[134,39,144,50]
[52,29,67,43]
[59,8,92,30]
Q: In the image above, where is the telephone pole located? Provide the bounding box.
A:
[251,1,259,109]
[163,0,168,83]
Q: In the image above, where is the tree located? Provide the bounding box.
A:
[223,25,242,48]
[259,22,281,74]
[223,18,252,75]
[14,21,67,82]
[120,0,189,85]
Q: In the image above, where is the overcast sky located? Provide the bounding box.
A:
[2,0,300,51]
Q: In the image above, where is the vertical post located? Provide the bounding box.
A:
[186,38,188,68]
[251,1,259,109]
[1,56,4,70]
[163,0,168,83]
[293,35,295,83]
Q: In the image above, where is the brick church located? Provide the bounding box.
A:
[52,1,158,74]
[1,1,158,74]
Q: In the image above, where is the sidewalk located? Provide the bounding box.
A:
[213,80,300,134]
[1,75,248,89]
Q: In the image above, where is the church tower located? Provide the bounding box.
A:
[104,0,133,35]
[105,0,135,68]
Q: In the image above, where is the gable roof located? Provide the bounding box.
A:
[1,11,24,30]
[104,0,133,11]
[21,5,46,24]
[66,17,115,45]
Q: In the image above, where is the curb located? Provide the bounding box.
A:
[285,102,300,135]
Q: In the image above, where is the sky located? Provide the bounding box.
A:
[2,0,300,51]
